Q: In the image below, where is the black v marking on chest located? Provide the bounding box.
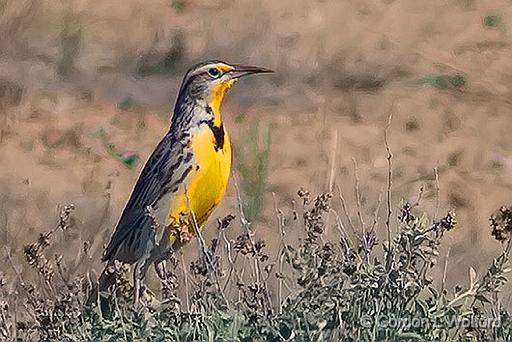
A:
[209,122,225,151]
[200,118,225,151]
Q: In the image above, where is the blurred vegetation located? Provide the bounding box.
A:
[483,15,501,28]
[136,32,185,77]
[117,96,140,112]
[236,122,271,223]
[171,0,186,14]
[56,7,81,79]
[98,129,140,169]
[0,80,24,142]
[419,73,467,90]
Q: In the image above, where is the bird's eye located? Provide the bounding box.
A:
[207,67,221,78]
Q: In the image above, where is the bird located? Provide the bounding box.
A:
[88,60,272,308]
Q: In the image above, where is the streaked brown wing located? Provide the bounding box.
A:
[102,130,192,262]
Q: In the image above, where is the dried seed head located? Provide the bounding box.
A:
[55,254,63,266]
[234,234,252,255]
[58,204,75,231]
[23,243,41,266]
[37,232,52,249]
[83,240,91,255]
[434,210,456,232]
[169,213,194,243]
[303,193,332,241]
[217,214,236,230]
[359,230,378,255]
[190,259,208,277]
[490,206,512,242]
[398,202,415,223]
[297,187,311,204]
[255,240,266,253]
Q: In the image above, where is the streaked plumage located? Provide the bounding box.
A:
[88,60,272,308]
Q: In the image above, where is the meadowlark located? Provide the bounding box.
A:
[89,60,272,307]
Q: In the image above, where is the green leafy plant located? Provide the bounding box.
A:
[97,129,140,169]
[236,122,271,223]
[483,15,501,28]
[171,0,186,13]
[117,96,139,112]
[419,73,467,90]
[56,8,81,78]
[136,32,185,77]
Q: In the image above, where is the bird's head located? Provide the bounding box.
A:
[177,60,273,108]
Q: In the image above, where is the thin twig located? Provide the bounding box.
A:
[434,164,440,219]
[328,128,338,193]
[411,184,424,208]
[441,247,451,293]
[184,190,229,307]
[221,233,241,295]
[370,190,383,233]
[331,209,362,263]
[336,185,358,238]
[352,158,365,233]
[325,128,338,237]
[330,209,351,245]
[233,174,273,314]
[180,253,190,312]
[233,175,262,284]
[55,255,69,286]
[384,104,394,251]
[272,193,286,315]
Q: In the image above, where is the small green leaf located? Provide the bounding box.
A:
[117,152,140,169]
[172,0,186,13]
[118,96,138,112]
[419,73,466,89]
[483,15,500,28]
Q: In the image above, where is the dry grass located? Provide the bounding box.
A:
[1,187,512,340]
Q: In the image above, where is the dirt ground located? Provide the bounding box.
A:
[2,0,512,290]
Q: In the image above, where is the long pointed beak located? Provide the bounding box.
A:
[229,64,274,79]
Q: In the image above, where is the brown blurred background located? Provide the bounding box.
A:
[1,0,512,289]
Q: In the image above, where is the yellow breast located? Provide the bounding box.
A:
[166,125,231,233]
